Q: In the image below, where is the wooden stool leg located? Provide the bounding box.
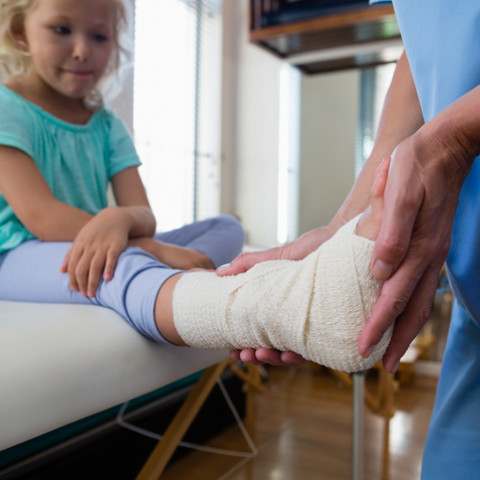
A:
[244,364,262,433]
[229,362,265,434]
[136,360,229,480]
[382,414,391,480]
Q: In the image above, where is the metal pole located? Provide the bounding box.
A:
[352,371,366,480]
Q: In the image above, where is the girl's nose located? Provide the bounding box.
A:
[72,37,89,62]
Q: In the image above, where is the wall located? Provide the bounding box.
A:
[221,0,284,247]
[109,0,360,246]
[298,70,359,236]
[222,0,360,246]
[104,0,135,131]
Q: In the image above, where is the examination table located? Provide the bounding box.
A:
[0,300,244,478]
[0,300,391,480]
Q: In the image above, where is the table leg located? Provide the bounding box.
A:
[352,371,366,480]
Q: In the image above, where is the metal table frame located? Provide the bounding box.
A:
[352,370,366,480]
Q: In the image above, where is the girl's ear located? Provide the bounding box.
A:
[9,15,29,51]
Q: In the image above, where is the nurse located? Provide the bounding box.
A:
[222,1,480,476]
[376,2,480,478]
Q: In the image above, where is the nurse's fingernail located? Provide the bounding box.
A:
[392,359,400,374]
[385,359,400,374]
[216,264,230,276]
[361,345,374,358]
[372,260,393,280]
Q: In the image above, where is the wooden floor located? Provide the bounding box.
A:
[160,364,437,480]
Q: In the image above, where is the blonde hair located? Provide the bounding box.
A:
[0,0,128,108]
[0,0,36,79]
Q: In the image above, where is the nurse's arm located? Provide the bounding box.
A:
[360,59,480,373]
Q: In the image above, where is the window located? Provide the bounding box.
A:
[134,0,222,231]
[277,64,300,244]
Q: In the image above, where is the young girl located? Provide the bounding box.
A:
[0,0,243,337]
[0,0,392,373]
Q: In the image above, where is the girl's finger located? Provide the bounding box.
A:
[66,248,82,292]
[103,246,121,282]
[74,251,94,296]
[87,251,107,297]
[60,247,72,274]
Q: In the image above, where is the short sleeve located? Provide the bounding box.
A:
[0,89,35,158]
[105,110,142,178]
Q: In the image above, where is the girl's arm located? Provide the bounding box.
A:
[0,146,156,296]
[110,165,156,237]
[0,146,156,241]
[0,146,93,239]
[61,166,156,297]
[113,167,214,271]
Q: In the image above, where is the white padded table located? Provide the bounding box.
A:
[0,301,228,451]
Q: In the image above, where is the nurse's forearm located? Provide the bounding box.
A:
[331,51,424,232]
[414,84,480,170]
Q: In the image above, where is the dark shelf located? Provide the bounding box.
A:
[250,1,401,73]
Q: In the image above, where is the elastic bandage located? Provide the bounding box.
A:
[172,215,392,372]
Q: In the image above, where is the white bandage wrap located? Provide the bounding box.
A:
[172,215,393,372]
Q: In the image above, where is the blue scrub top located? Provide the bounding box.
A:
[371,2,480,478]
[373,0,480,324]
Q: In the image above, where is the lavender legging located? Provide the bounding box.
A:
[0,215,244,341]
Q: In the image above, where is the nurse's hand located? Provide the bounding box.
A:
[219,225,336,367]
[230,348,307,366]
[217,224,337,276]
[358,130,473,373]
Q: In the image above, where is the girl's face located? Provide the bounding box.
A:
[21,0,116,100]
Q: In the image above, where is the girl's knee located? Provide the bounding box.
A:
[218,214,245,254]
[218,214,244,238]
[217,213,242,228]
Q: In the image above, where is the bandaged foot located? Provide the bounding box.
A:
[172,215,393,372]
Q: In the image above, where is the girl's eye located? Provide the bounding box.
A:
[92,33,109,43]
[51,26,70,35]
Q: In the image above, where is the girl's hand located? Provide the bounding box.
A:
[60,208,132,297]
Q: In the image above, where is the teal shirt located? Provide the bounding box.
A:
[0,86,141,254]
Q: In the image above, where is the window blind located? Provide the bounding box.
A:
[134,0,222,231]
